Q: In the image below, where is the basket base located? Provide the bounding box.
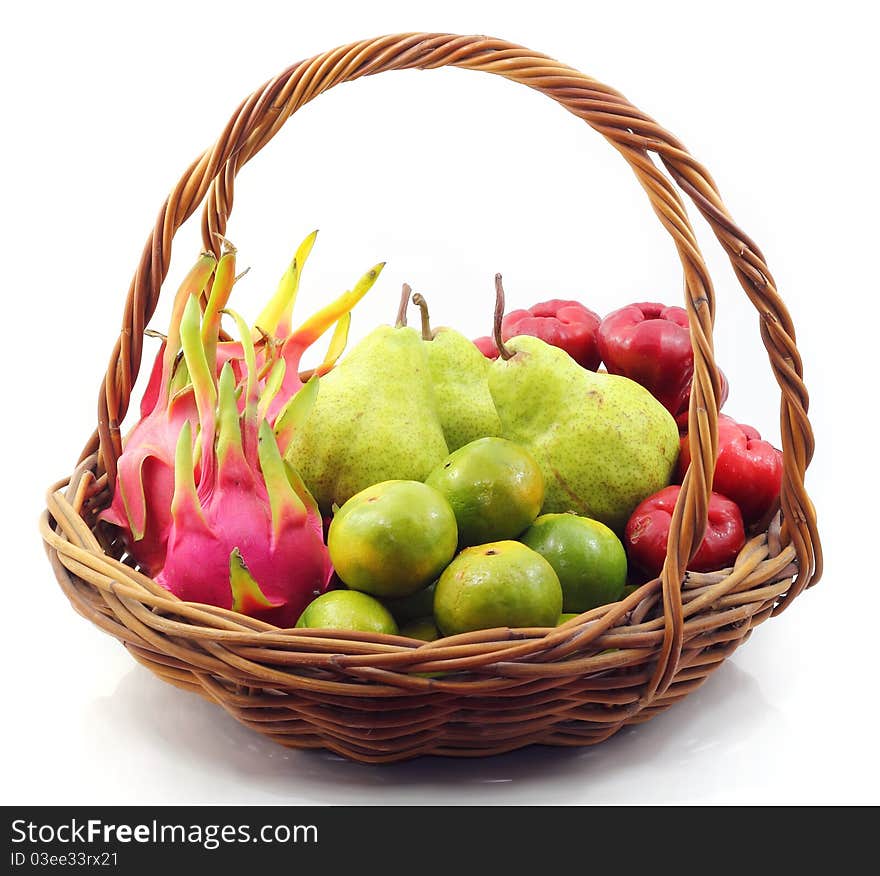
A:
[123,626,755,764]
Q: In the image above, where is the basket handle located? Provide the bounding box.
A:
[87,33,820,702]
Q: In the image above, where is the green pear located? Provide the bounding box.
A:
[284,302,449,513]
[411,292,501,451]
[488,334,679,532]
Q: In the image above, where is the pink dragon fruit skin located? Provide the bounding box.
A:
[99,252,219,575]
[156,302,332,626]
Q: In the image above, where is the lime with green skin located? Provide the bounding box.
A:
[295,590,398,635]
[399,617,440,642]
[382,581,437,625]
[557,613,580,625]
[425,437,544,548]
[520,513,627,613]
[328,480,457,598]
[434,541,562,636]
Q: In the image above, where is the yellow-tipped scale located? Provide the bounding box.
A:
[253,230,319,338]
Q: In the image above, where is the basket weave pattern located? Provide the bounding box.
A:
[40,34,821,762]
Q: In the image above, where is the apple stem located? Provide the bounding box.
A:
[411,292,433,340]
[395,283,411,328]
[494,273,514,360]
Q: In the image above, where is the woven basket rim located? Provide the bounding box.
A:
[42,466,798,686]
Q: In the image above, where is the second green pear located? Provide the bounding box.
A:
[284,323,449,514]
[425,328,501,451]
[489,335,679,532]
[411,293,501,451]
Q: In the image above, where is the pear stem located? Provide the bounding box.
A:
[395,283,411,327]
[411,292,433,340]
[494,273,514,360]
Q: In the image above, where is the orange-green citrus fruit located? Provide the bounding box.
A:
[433,541,562,636]
[520,513,627,612]
[382,581,437,625]
[399,617,440,642]
[425,437,544,548]
[328,480,457,598]
[295,590,398,635]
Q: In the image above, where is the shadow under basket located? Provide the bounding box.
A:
[40,33,821,764]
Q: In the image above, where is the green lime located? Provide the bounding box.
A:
[382,581,437,625]
[295,590,398,635]
[328,480,458,598]
[399,617,440,641]
[434,541,562,636]
[557,613,581,625]
[520,513,627,613]
[425,437,544,548]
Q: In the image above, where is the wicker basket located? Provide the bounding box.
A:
[40,33,821,764]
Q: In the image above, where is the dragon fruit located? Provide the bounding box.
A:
[100,233,384,581]
[99,252,220,575]
[155,299,332,625]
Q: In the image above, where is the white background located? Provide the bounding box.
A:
[2,0,875,805]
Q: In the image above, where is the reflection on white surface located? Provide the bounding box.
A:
[79,657,783,805]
